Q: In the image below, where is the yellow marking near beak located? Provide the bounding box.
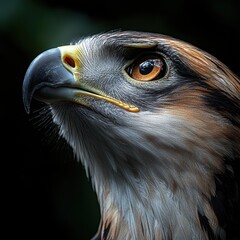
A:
[59,45,82,73]
[74,90,140,112]
[58,45,140,113]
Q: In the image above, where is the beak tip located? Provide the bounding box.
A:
[24,106,30,114]
[22,71,33,114]
[24,100,31,114]
[22,88,31,114]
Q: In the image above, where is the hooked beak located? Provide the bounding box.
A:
[22,47,78,113]
[22,46,139,114]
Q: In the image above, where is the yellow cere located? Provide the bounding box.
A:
[59,45,82,73]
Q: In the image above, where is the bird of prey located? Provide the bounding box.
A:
[22,31,240,240]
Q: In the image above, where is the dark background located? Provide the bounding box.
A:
[1,0,239,239]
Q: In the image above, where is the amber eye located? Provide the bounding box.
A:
[127,55,167,81]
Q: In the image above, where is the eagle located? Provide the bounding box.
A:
[22,31,240,240]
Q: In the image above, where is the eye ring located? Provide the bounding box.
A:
[127,54,167,81]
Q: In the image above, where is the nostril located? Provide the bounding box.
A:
[63,55,76,68]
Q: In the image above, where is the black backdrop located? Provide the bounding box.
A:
[1,0,239,239]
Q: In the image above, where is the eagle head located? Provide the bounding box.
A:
[22,31,240,240]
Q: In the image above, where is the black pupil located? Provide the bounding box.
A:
[139,60,154,75]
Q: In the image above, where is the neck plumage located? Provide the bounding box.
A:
[78,124,227,240]
[91,154,225,240]
[52,106,232,240]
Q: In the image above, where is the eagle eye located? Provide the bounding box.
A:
[127,55,167,81]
